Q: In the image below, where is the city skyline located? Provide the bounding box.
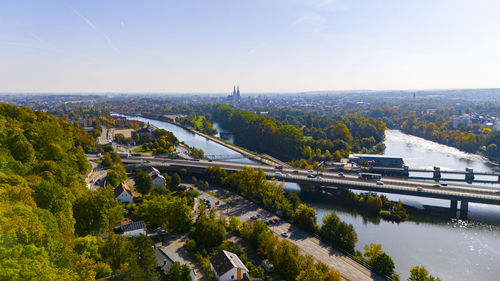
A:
[1,0,500,93]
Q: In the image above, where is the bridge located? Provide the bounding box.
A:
[115,156,500,219]
[204,154,247,161]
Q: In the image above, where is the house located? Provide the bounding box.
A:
[155,247,196,280]
[116,220,146,237]
[210,250,249,281]
[152,174,166,188]
[137,125,154,137]
[114,182,134,203]
[145,166,161,177]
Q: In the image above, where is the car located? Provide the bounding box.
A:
[272,217,279,223]
[307,174,316,178]
[307,169,314,174]
[157,228,167,236]
[281,232,289,238]
[440,182,448,186]
[292,170,299,174]
[274,172,282,177]
[495,190,500,194]
[376,181,384,185]
[317,176,323,180]
[285,173,291,177]
[267,219,274,225]
[275,165,283,170]
[250,214,261,220]
[417,186,423,191]
[338,172,345,177]
[432,184,440,187]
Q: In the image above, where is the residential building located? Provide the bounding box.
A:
[210,250,249,281]
[116,220,146,237]
[155,247,196,280]
[452,114,471,129]
[114,182,134,203]
[152,174,166,187]
[145,166,161,177]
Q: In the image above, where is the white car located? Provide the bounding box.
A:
[417,186,423,191]
[376,181,384,185]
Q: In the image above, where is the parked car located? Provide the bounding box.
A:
[157,228,167,236]
[376,181,384,185]
[417,186,423,191]
[281,232,289,238]
[272,217,279,223]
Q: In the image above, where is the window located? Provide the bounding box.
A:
[231,275,234,279]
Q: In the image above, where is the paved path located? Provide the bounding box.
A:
[194,186,383,281]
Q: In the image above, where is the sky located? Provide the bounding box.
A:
[1,0,500,93]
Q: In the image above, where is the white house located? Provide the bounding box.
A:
[152,174,166,188]
[120,220,146,237]
[210,250,249,281]
[146,166,161,177]
[114,182,134,203]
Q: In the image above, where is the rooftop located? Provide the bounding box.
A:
[210,250,248,277]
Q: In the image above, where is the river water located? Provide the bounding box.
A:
[128,117,500,281]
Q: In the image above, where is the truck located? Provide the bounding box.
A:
[358,173,382,180]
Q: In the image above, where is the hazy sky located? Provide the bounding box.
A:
[1,0,500,93]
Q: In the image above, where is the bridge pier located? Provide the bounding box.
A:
[450,200,458,217]
[460,201,469,220]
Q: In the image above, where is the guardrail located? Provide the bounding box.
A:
[266,173,500,205]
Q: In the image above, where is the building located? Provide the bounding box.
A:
[137,125,155,137]
[152,174,166,188]
[210,250,249,281]
[116,220,146,237]
[452,115,472,129]
[114,182,134,203]
[155,247,196,280]
[145,166,161,177]
[349,154,404,168]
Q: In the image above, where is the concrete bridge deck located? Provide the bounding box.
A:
[114,156,500,207]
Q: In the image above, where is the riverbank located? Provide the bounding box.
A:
[134,112,287,167]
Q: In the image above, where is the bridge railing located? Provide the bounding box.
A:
[265,173,500,202]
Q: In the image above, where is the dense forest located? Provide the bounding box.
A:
[209,104,386,162]
[0,104,156,280]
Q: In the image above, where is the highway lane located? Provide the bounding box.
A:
[86,155,500,202]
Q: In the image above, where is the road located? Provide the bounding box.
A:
[108,156,500,205]
[194,185,383,281]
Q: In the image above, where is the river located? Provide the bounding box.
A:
[127,116,500,281]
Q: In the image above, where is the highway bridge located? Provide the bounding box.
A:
[106,156,500,218]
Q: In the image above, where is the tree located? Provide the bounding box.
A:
[168,173,181,189]
[191,214,226,250]
[135,169,153,195]
[371,252,395,277]
[125,235,158,280]
[293,204,318,233]
[272,240,302,281]
[408,266,441,281]
[133,195,192,233]
[163,262,192,281]
[320,212,357,254]
[296,265,323,281]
